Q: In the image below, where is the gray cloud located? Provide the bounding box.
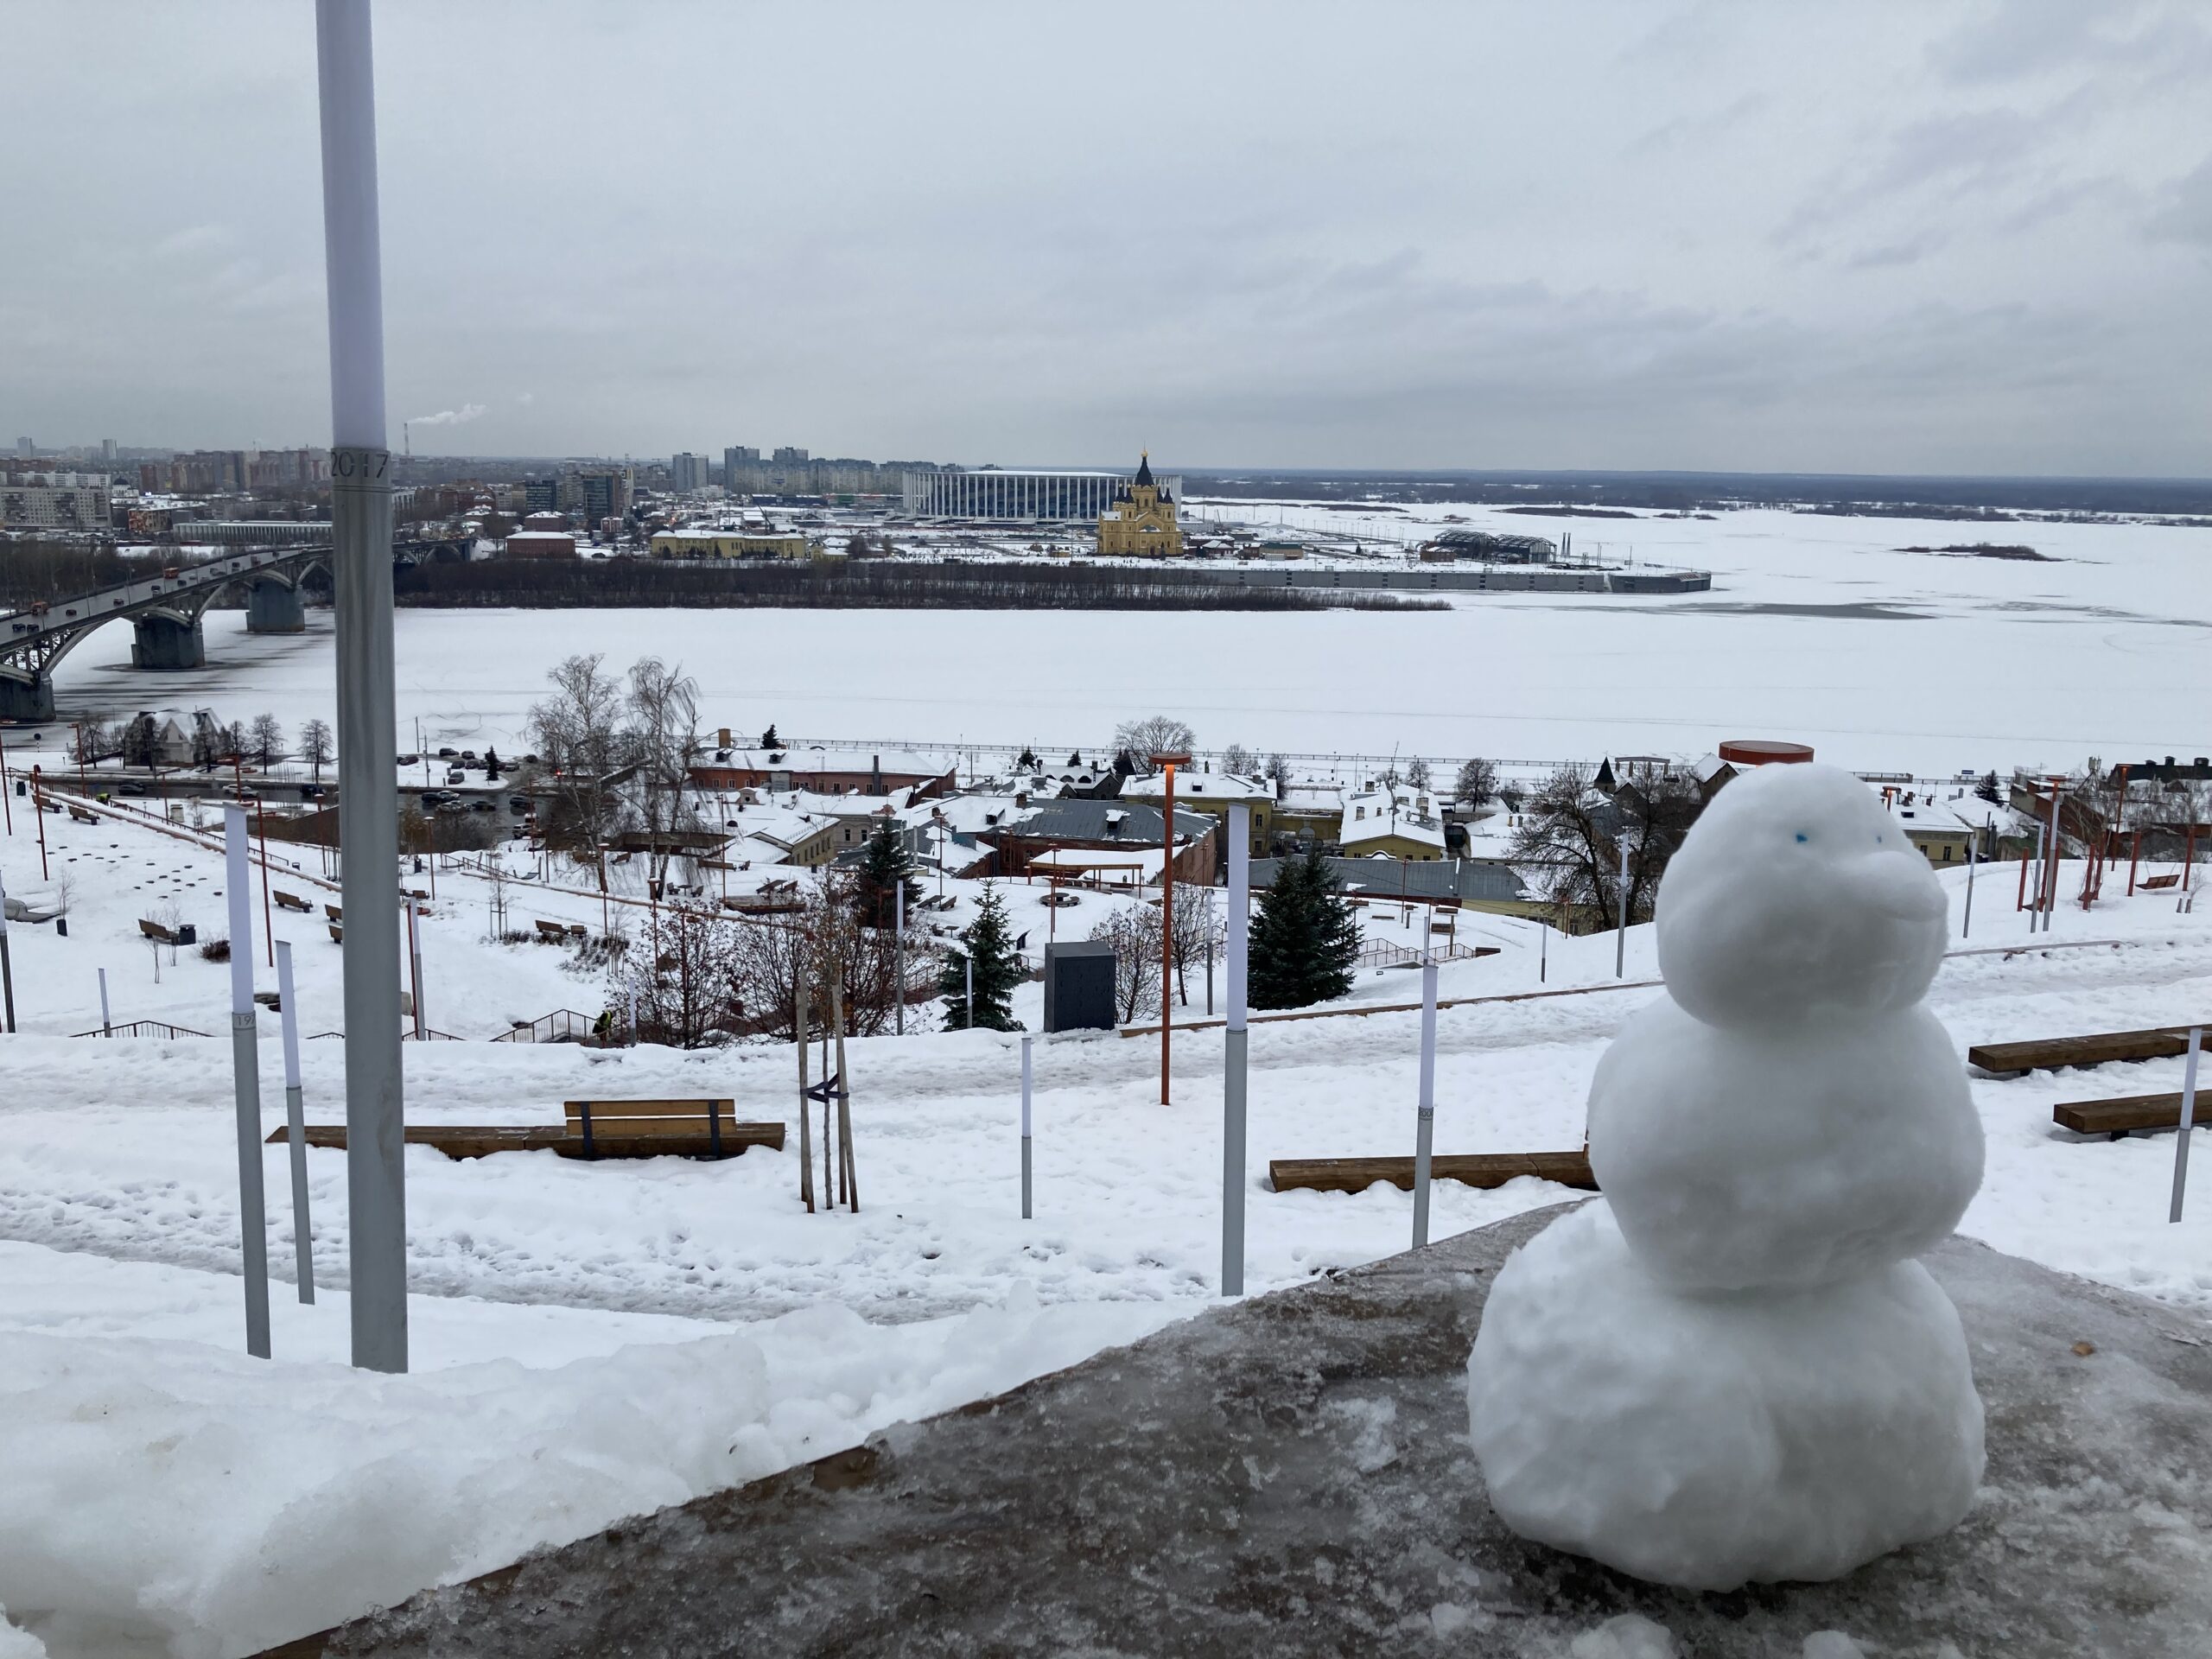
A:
[1,0,2206,474]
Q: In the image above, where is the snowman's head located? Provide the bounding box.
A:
[1656,761,1947,1027]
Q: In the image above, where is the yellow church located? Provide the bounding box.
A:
[1096,453,1183,557]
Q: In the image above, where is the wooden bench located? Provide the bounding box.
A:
[535,918,570,942]
[2054,1093,2206,1139]
[138,918,180,945]
[274,889,314,913]
[1269,1150,1596,1195]
[67,804,99,825]
[324,903,344,922]
[1967,1027,2201,1077]
[2143,874,2181,890]
[564,1099,782,1160]
[271,1112,786,1162]
[328,922,343,943]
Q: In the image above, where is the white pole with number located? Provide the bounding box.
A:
[1412,955,1440,1249]
[1020,1033,1033,1219]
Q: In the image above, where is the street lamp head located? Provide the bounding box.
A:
[1151,751,1192,771]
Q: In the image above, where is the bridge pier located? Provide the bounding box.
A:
[246,575,306,633]
[130,613,207,670]
[0,674,55,723]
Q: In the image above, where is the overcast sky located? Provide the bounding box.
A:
[6,0,2209,474]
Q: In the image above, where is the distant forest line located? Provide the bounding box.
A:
[391,558,1444,613]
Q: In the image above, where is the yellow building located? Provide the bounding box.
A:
[1096,453,1183,557]
[650,529,812,560]
[1122,771,1274,857]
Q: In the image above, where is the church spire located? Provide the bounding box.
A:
[1134,449,1154,487]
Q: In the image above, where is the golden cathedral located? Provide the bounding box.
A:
[1095,452,1182,556]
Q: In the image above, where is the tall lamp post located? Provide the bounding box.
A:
[1153,751,1190,1106]
[316,0,408,1374]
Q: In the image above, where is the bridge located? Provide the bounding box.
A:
[0,535,468,721]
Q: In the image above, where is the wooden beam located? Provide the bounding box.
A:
[270,1122,785,1160]
[1268,1150,1595,1194]
[2052,1094,2200,1138]
[1967,1027,2198,1077]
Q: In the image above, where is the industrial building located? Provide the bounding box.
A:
[904,465,1184,522]
[1419,529,1557,563]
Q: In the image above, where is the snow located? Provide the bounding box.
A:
[0,1246,1179,1657]
[1471,765,1986,1589]
[1568,1614,1677,1658]
[30,505,2212,778]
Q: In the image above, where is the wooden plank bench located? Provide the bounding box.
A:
[325,903,344,922]
[138,918,180,945]
[1967,1027,2200,1077]
[273,889,314,912]
[2053,1093,2205,1139]
[67,804,99,825]
[271,1113,786,1162]
[1268,1150,1596,1195]
[564,1099,782,1160]
[2143,874,2181,890]
[536,918,570,942]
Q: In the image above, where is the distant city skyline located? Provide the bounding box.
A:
[6,1,2209,477]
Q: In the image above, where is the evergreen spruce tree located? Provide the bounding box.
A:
[1248,852,1361,1010]
[939,881,1024,1030]
[482,746,501,780]
[1976,770,2002,804]
[759,722,780,749]
[855,817,923,930]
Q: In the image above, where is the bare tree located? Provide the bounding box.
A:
[626,656,702,888]
[528,653,629,861]
[1114,715,1197,763]
[248,713,286,767]
[1508,764,1701,932]
[1407,756,1432,792]
[1222,742,1256,776]
[298,718,334,783]
[613,893,740,1049]
[1090,904,1162,1022]
[729,870,907,1039]
[1454,756,1498,810]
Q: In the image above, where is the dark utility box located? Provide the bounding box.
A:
[1042,940,1118,1033]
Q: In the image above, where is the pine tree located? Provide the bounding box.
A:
[760,722,780,749]
[483,746,501,780]
[1976,770,2002,804]
[1248,852,1360,1010]
[939,882,1024,1030]
[855,818,922,930]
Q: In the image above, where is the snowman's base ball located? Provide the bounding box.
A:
[1466,1203,1983,1592]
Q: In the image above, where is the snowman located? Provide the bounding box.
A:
[1465,761,1986,1591]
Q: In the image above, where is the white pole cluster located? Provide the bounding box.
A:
[224,806,272,1357]
[1222,803,1250,1294]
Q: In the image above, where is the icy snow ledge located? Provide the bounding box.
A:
[278,1205,2212,1659]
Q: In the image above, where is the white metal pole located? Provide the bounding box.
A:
[317,0,408,1374]
[99,965,111,1034]
[1020,1033,1033,1219]
[2044,788,2063,932]
[1614,833,1630,977]
[894,880,905,1036]
[1412,955,1439,1249]
[276,940,315,1301]
[965,953,974,1029]
[2171,1026,2202,1224]
[1223,802,1249,1294]
[224,806,272,1357]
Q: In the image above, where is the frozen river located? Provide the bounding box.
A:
[43,505,2212,777]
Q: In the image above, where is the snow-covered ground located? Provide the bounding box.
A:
[2,780,2209,1652]
[28,505,2212,778]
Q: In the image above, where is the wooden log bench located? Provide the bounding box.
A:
[2053,1093,2206,1140]
[273,889,314,913]
[564,1099,782,1160]
[1268,1150,1596,1195]
[1967,1027,2202,1077]
[270,1108,786,1163]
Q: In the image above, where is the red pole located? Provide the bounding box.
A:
[32,765,49,880]
[0,726,12,835]
[2186,819,2198,892]
[2017,843,2030,912]
[2129,829,2141,895]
